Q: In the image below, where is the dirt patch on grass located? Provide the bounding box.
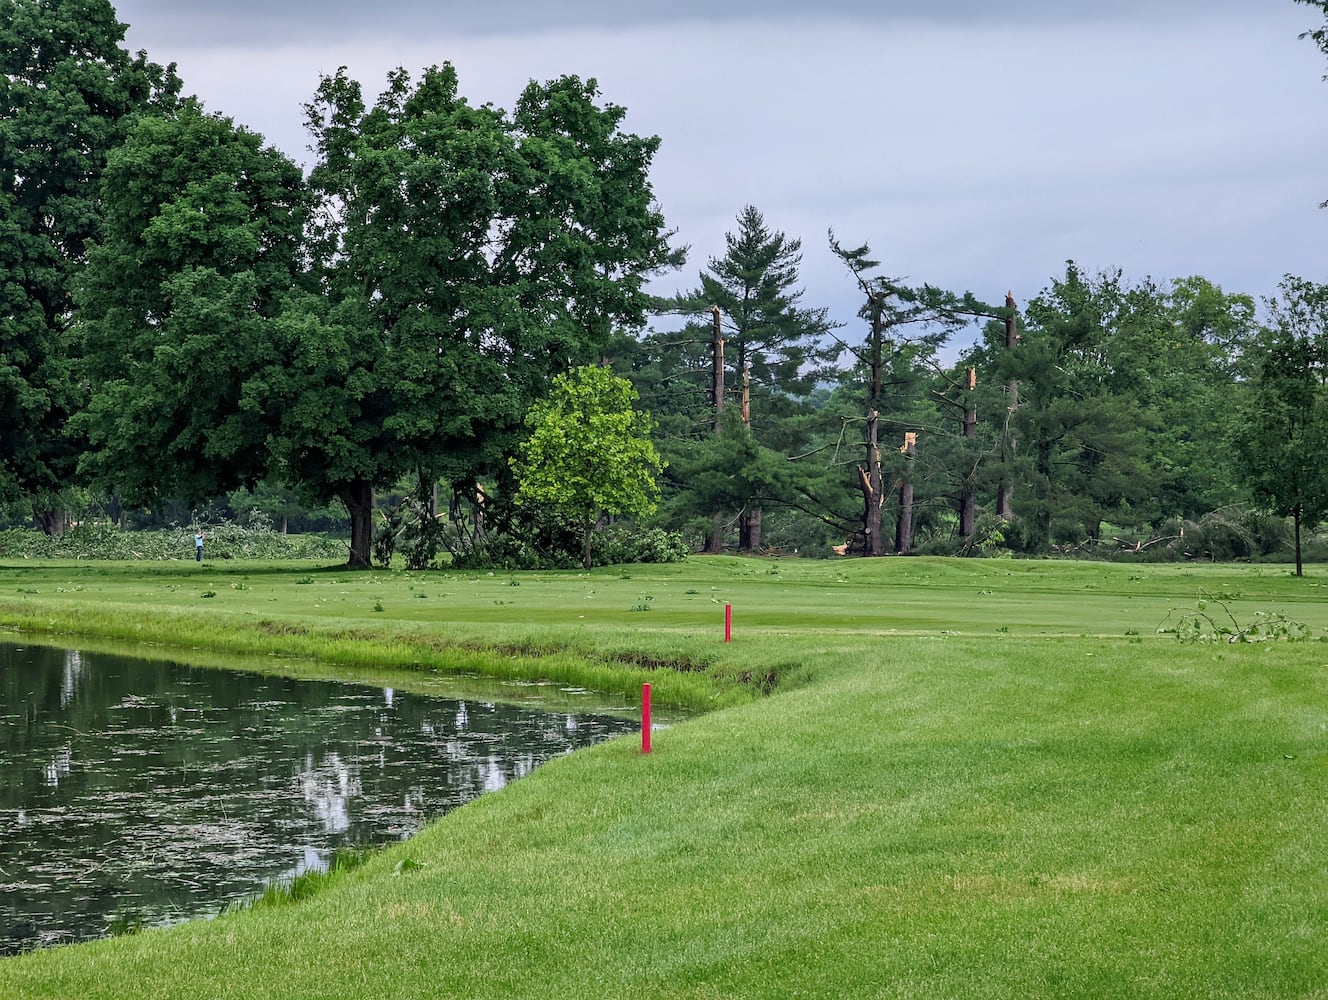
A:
[737,669,779,694]
[257,620,311,636]
[606,650,712,673]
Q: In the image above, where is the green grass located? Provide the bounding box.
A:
[2,556,1327,997]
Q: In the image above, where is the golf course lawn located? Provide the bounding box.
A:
[1,555,1325,998]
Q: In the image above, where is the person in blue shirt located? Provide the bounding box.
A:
[194,531,204,562]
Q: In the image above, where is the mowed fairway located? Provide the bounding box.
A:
[1,556,1326,998]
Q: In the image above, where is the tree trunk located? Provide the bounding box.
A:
[860,409,885,556]
[998,292,1020,520]
[740,507,762,551]
[34,507,67,538]
[960,377,977,540]
[895,482,914,553]
[703,512,724,554]
[705,304,726,555]
[1295,508,1304,577]
[339,478,375,569]
[960,493,977,541]
[895,432,916,554]
[583,517,594,571]
[279,515,288,536]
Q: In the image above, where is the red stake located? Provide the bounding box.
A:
[725,603,732,642]
[641,682,652,754]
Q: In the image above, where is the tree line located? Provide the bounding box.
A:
[634,213,1328,571]
[4,0,1328,571]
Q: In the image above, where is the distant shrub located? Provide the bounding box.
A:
[912,536,963,557]
[445,524,687,571]
[449,531,573,571]
[591,525,688,566]
[0,522,345,561]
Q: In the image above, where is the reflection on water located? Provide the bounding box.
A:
[0,642,637,954]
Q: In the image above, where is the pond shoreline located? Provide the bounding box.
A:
[2,639,642,954]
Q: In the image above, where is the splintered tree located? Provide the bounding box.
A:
[828,234,968,556]
[930,294,1020,544]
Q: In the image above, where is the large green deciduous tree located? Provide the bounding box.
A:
[75,102,308,506]
[286,64,679,567]
[1230,276,1328,576]
[514,364,662,570]
[0,0,179,530]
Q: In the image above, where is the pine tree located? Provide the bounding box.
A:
[664,205,834,551]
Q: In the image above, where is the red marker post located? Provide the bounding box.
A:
[641,682,652,754]
[724,603,732,643]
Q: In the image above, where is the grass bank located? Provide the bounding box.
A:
[2,556,1326,997]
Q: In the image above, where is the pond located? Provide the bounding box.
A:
[0,641,640,954]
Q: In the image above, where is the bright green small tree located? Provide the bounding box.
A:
[514,365,662,569]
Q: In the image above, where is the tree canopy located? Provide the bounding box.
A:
[76,102,306,505]
[0,0,179,530]
[4,0,1325,569]
[276,64,680,567]
[514,364,663,569]
[1229,277,1328,575]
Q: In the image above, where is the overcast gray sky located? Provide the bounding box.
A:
[114,1,1328,349]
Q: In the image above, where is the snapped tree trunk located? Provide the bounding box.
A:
[895,432,916,554]
[339,478,375,569]
[1295,508,1304,577]
[960,372,978,540]
[705,304,725,555]
[859,409,885,556]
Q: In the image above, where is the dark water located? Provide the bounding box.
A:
[0,642,638,954]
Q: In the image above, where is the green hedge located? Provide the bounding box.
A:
[0,522,346,561]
